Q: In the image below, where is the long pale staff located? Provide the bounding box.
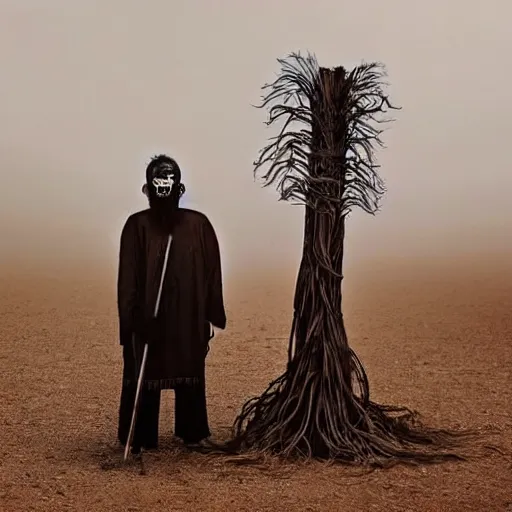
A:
[124,234,173,461]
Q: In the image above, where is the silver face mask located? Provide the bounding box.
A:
[151,162,179,198]
[152,175,175,198]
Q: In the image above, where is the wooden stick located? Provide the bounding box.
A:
[124,234,173,461]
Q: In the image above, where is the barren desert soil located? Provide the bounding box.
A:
[1,257,511,511]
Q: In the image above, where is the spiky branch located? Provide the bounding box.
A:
[254,52,394,217]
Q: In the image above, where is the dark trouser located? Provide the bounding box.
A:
[117,381,211,449]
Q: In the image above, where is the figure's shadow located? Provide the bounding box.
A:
[59,426,226,476]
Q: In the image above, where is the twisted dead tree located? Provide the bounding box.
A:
[226,52,471,466]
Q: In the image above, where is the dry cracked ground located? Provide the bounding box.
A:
[1,256,511,511]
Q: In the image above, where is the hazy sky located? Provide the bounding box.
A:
[1,0,511,275]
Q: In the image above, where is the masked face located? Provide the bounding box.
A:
[147,160,181,199]
[144,155,185,231]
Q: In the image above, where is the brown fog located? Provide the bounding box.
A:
[2,4,512,509]
[1,0,511,280]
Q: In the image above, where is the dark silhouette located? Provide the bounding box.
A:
[117,155,227,454]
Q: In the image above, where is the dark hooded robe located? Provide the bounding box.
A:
[116,206,226,448]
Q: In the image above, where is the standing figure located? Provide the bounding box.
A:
[116,154,226,453]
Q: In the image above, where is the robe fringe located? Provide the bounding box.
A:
[122,377,201,390]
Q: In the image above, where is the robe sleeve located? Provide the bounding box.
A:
[117,215,142,345]
[202,216,227,330]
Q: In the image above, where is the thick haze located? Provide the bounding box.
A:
[1,0,511,277]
